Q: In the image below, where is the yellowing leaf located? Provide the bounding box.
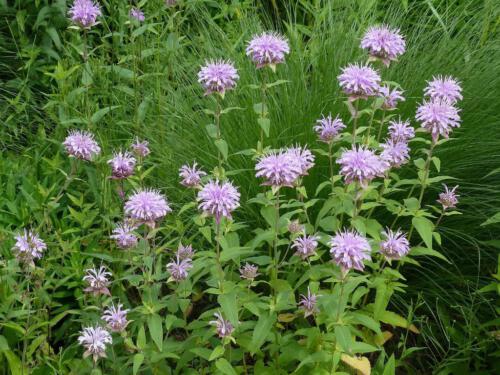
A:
[409,324,420,334]
[375,331,393,346]
[341,354,371,375]
[278,313,296,323]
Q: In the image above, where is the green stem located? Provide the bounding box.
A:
[351,100,360,145]
[215,219,224,291]
[214,96,223,173]
[376,110,387,142]
[328,142,334,191]
[259,74,267,150]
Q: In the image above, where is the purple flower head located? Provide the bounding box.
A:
[239,263,259,281]
[292,234,319,260]
[338,63,381,100]
[12,230,46,266]
[380,229,410,260]
[131,138,150,158]
[179,162,207,188]
[255,149,302,188]
[209,312,234,338]
[380,139,410,168]
[83,266,111,296]
[167,255,192,282]
[108,151,136,179]
[124,189,171,225]
[361,25,406,66]
[198,60,239,96]
[63,130,101,161]
[416,99,461,142]
[388,119,415,142]
[246,32,290,69]
[424,75,462,104]
[129,7,145,22]
[288,220,304,234]
[329,230,371,273]
[438,184,459,210]
[176,243,195,260]
[197,180,240,223]
[286,146,315,177]
[299,287,319,317]
[313,114,346,143]
[78,325,112,362]
[102,303,129,333]
[378,86,405,110]
[337,146,387,188]
[110,222,138,249]
[69,0,101,28]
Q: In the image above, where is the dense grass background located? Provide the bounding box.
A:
[1,0,499,373]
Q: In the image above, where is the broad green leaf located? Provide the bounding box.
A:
[335,325,352,353]
[251,313,276,353]
[218,292,238,326]
[215,358,237,375]
[410,246,450,263]
[209,345,225,361]
[412,217,434,249]
[214,139,228,160]
[91,106,120,124]
[205,124,218,138]
[147,314,163,351]
[257,118,270,137]
[133,353,144,375]
[137,325,146,350]
[382,354,396,375]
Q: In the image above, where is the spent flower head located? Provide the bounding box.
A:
[416,99,461,142]
[313,114,346,143]
[380,229,410,260]
[246,32,290,69]
[338,63,381,100]
[12,230,46,266]
[239,263,259,281]
[63,130,101,161]
[102,303,129,333]
[78,325,112,362]
[83,266,111,296]
[131,138,150,158]
[288,220,304,234]
[424,75,462,104]
[198,60,239,96]
[179,162,207,188]
[197,180,240,223]
[329,230,371,274]
[176,243,195,260]
[438,184,459,210]
[69,0,101,28]
[129,7,145,22]
[361,25,406,66]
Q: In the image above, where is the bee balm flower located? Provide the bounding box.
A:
[378,86,405,110]
[102,303,129,333]
[338,63,381,100]
[210,312,234,338]
[424,75,462,104]
[108,151,136,179]
[179,162,207,188]
[78,325,112,362]
[380,229,410,260]
[388,119,415,142]
[110,222,138,249]
[131,138,150,158]
[313,114,346,143]
[329,230,371,273]
[246,32,290,69]
[416,99,461,142]
[292,234,319,260]
[129,8,145,22]
[380,139,410,168]
[83,266,111,296]
[198,60,239,96]
[239,263,259,281]
[12,230,46,266]
[63,130,101,161]
[337,146,387,188]
[197,180,240,223]
[361,25,406,66]
[299,287,319,317]
[124,189,171,225]
[166,255,193,282]
[255,149,302,188]
[438,184,459,210]
[69,0,101,28]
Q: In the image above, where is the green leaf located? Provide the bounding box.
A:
[481,212,500,226]
[215,358,237,375]
[147,314,163,351]
[2,350,23,375]
[91,105,120,124]
[266,79,290,88]
[383,354,396,375]
[253,103,268,115]
[214,139,228,160]
[133,353,144,375]
[136,325,146,350]
[251,313,276,353]
[335,325,352,353]
[205,124,218,138]
[412,217,434,249]
[209,345,225,361]
[218,292,239,326]
[257,118,270,137]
